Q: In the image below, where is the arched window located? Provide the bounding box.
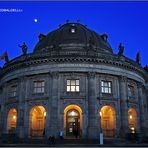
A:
[7,108,17,134]
[128,108,137,133]
[30,106,46,137]
[64,105,82,137]
[99,105,116,137]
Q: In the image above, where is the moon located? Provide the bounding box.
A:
[34,19,38,23]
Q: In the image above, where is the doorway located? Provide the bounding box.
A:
[7,108,17,134]
[128,108,137,133]
[30,106,46,137]
[100,105,116,137]
[66,109,80,136]
[64,105,82,138]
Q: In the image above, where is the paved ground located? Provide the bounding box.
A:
[0,143,148,147]
[0,138,148,147]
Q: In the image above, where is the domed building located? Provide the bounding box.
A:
[0,22,148,140]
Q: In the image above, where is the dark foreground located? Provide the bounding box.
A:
[0,138,148,147]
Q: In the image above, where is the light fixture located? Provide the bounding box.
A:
[130,127,135,133]
[129,115,132,119]
[44,112,47,117]
[99,111,102,117]
[131,127,135,130]
[13,115,16,119]
[71,111,75,116]
[71,28,75,33]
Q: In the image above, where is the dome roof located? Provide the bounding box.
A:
[33,22,113,54]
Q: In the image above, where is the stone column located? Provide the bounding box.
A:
[137,82,147,134]
[87,72,99,139]
[16,77,25,138]
[23,78,30,138]
[119,76,128,137]
[2,84,8,134]
[49,72,59,137]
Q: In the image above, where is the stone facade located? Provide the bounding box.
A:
[0,22,148,139]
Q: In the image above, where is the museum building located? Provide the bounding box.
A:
[0,22,148,139]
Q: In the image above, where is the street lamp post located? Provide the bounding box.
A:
[99,111,103,145]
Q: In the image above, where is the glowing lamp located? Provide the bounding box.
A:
[129,115,132,119]
[99,111,102,117]
[71,111,75,116]
[13,115,16,119]
[44,112,47,117]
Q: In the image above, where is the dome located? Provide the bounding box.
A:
[33,22,113,54]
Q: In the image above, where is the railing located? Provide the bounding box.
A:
[102,129,116,137]
[30,129,44,137]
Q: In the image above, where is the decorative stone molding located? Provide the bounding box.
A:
[69,72,76,78]
[27,100,47,111]
[6,104,18,112]
[98,101,117,111]
[119,76,127,82]
[62,100,84,112]
[137,82,144,89]
[49,71,59,79]
[128,103,138,109]
[0,51,146,80]
[5,98,18,105]
[87,72,96,79]
[61,95,86,100]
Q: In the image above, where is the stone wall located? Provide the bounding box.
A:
[0,63,147,139]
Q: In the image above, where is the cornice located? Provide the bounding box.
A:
[0,51,147,80]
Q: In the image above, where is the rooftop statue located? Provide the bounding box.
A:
[18,42,28,55]
[0,51,9,63]
[144,65,148,72]
[136,52,140,64]
[118,43,124,56]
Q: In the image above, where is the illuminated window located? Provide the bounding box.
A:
[71,28,75,33]
[33,81,45,93]
[67,80,79,92]
[9,85,17,97]
[128,85,134,98]
[7,108,17,134]
[101,81,112,94]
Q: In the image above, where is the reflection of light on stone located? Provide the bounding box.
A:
[129,115,132,119]
[13,115,16,119]
[131,127,135,133]
[99,111,102,117]
[44,112,46,117]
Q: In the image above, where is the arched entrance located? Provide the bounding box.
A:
[7,108,17,134]
[100,105,116,137]
[64,105,82,138]
[128,108,137,133]
[30,106,46,137]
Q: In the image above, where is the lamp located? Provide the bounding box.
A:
[99,111,102,117]
[71,111,75,116]
[129,115,132,119]
[13,115,16,119]
[44,112,46,117]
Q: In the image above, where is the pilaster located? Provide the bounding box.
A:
[137,82,147,135]
[87,72,99,139]
[49,71,59,137]
[16,77,26,138]
[119,76,128,137]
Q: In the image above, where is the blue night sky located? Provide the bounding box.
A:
[0,1,148,67]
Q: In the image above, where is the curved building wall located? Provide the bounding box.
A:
[0,62,147,139]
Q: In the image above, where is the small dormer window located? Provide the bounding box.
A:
[71,28,75,33]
